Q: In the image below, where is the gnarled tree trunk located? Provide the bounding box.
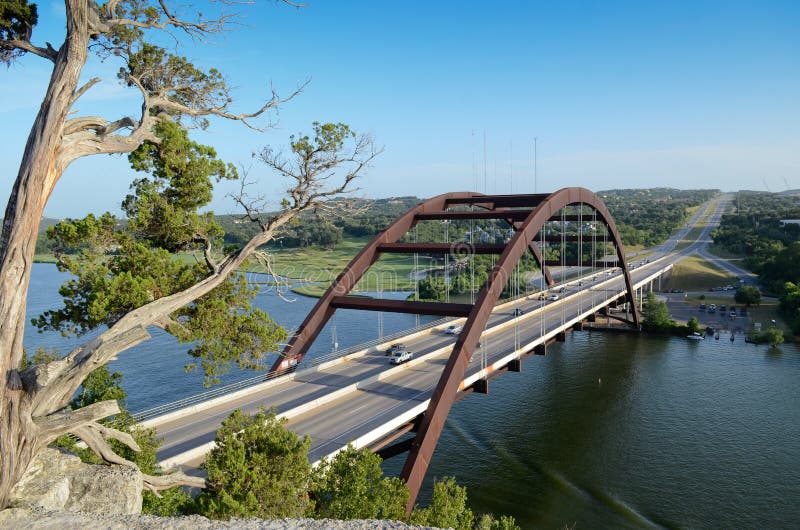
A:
[0,0,89,507]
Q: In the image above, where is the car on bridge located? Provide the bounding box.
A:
[389,349,413,364]
[445,324,463,335]
[513,308,525,316]
[547,294,559,301]
[385,343,406,356]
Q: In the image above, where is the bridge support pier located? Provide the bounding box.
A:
[509,358,522,372]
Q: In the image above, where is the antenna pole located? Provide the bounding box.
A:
[534,137,538,193]
[510,140,513,194]
[483,129,487,194]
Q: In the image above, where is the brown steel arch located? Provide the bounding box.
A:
[399,187,639,510]
[266,187,640,510]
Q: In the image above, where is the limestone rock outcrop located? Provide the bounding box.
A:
[9,447,143,514]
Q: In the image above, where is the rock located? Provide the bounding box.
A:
[0,508,445,530]
[10,448,143,515]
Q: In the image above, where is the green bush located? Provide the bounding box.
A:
[193,408,312,519]
[311,445,408,520]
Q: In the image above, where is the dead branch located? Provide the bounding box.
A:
[72,422,205,491]
[34,400,120,442]
[69,77,101,107]
[252,250,295,303]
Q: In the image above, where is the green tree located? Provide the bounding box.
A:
[765,327,784,348]
[193,408,313,519]
[410,476,475,530]
[687,316,700,334]
[311,445,408,520]
[735,285,762,308]
[475,513,522,530]
[418,275,447,301]
[0,1,376,505]
[642,292,673,331]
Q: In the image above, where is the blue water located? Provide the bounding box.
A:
[25,263,800,528]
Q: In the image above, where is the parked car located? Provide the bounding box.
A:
[385,343,406,356]
[389,349,413,364]
[445,325,463,335]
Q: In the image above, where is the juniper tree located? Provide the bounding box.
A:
[0,0,377,507]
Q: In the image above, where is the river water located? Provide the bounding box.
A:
[24,263,800,528]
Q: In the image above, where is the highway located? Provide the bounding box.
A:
[150,195,731,471]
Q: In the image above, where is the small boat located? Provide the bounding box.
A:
[730,333,735,342]
[715,333,720,340]
[686,332,704,341]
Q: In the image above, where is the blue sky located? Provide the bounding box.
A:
[1,0,798,218]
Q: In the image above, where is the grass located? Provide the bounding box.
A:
[662,255,738,292]
[673,225,704,252]
[250,237,418,293]
[291,283,330,297]
[33,254,57,264]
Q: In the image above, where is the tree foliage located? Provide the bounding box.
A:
[32,121,287,385]
[311,445,408,521]
[409,476,475,530]
[735,285,762,308]
[194,408,313,519]
[642,291,673,331]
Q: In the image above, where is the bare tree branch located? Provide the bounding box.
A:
[1,38,57,63]
[69,77,101,106]
[33,400,120,442]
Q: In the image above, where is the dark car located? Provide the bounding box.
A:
[513,308,524,316]
[385,343,406,356]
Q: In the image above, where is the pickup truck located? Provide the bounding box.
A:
[389,349,414,365]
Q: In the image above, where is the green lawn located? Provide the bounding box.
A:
[249,237,417,293]
[673,225,705,252]
[663,255,738,292]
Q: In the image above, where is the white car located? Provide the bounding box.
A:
[389,350,413,364]
[445,325,463,335]
[547,294,559,301]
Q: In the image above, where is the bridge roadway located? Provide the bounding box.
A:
[150,197,728,471]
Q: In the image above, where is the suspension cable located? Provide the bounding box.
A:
[377,271,384,340]
[414,224,420,328]
[332,312,339,352]
[470,205,475,304]
[444,219,450,304]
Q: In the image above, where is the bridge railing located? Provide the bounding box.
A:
[132,315,455,422]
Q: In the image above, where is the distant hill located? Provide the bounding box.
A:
[30,189,720,254]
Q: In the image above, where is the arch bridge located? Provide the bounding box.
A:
[271,187,641,509]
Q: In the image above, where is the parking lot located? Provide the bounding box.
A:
[661,292,750,333]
